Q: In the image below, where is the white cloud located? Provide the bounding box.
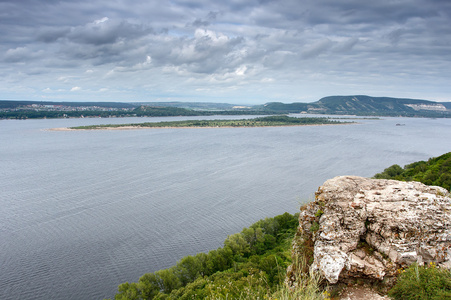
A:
[94,17,109,24]
[235,65,247,76]
[70,86,81,92]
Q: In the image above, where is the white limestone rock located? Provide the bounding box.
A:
[291,176,451,285]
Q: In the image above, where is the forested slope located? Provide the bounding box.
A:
[110,213,302,300]
[374,152,451,191]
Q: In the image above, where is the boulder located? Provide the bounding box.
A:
[288,176,451,285]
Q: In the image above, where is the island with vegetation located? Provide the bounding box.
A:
[109,152,451,300]
[67,116,350,130]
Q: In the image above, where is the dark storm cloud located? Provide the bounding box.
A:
[0,0,450,102]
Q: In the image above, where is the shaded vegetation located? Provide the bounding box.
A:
[374,152,451,191]
[71,116,349,130]
[110,212,301,300]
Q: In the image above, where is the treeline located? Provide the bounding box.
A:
[0,100,135,109]
[133,106,276,117]
[110,212,299,300]
[132,106,207,117]
[0,110,134,119]
[374,152,451,191]
[0,105,279,119]
[0,106,205,119]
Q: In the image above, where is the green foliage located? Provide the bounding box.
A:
[388,263,451,300]
[374,164,404,179]
[374,152,451,191]
[309,221,319,232]
[314,209,324,218]
[111,212,299,300]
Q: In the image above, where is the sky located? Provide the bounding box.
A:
[1,0,450,104]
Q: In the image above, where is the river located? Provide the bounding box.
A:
[1,115,450,299]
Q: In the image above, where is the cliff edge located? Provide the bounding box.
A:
[287,176,451,288]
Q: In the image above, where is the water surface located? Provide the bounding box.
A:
[1,115,450,299]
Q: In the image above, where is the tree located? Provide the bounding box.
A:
[224,233,250,257]
[115,282,140,300]
[175,255,202,285]
[138,273,160,299]
[154,267,181,294]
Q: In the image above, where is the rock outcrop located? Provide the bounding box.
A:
[288,176,451,286]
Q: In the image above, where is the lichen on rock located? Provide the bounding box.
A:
[287,176,451,286]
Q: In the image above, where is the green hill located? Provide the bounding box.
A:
[263,95,451,117]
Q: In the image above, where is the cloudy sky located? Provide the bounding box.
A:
[1,0,450,104]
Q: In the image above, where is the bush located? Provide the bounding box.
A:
[388,263,451,300]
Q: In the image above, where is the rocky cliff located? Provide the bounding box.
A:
[287,176,451,287]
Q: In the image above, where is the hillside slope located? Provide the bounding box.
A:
[263,95,451,117]
[374,151,451,191]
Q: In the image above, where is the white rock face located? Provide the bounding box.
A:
[291,176,451,284]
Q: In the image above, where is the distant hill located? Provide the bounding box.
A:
[2,96,450,118]
[133,101,242,110]
[262,95,451,117]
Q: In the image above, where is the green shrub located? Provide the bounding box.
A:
[388,263,451,300]
[309,221,319,232]
[314,209,324,218]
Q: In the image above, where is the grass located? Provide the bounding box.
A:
[271,257,323,300]
[388,262,451,300]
